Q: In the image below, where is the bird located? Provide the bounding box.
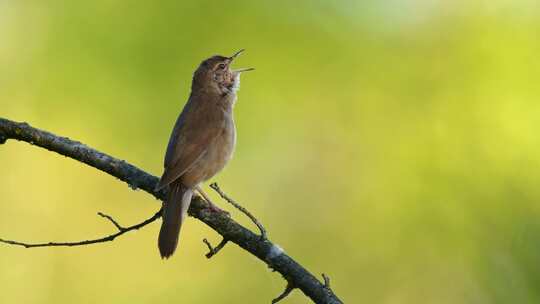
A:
[155,50,253,259]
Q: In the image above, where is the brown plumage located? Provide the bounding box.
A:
[155,50,252,259]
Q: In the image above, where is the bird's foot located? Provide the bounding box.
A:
[196,186,230,216]
[207,202,230,216]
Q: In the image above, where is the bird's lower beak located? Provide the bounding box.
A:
[233,67,255,73]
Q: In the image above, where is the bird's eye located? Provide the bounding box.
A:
[217,63,226,70]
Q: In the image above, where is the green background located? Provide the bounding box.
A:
[2,1,540,303]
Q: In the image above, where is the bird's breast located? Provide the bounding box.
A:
[199,116,236,182]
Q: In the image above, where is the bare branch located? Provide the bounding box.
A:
[202,238,229,258]
[0,210,161,248]
[0,118,343,304]
[210,182,267,240]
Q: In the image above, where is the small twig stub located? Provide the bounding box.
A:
[202,238,229,259]
[322,273,331,288]
[272,282,296,304]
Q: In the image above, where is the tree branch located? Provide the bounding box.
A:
[0,117,343,304]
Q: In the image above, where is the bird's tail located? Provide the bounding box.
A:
[158,182,193,259]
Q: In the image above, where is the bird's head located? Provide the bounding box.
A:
[192,49,254,96]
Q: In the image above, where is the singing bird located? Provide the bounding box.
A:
[155,50,253,258]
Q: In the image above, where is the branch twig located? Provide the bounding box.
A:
[0,210,161,248]
[0,118,343,304]
[98,212,126,231]
[210,182,267,240]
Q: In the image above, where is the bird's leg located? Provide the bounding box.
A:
[196,186,229,215]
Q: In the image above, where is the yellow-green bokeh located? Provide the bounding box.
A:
[1,1,540,303]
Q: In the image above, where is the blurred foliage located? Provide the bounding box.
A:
[1,1,540,303]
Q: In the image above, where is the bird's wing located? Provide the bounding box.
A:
[155,101,220,191]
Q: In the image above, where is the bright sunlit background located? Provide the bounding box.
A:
[1,1,540,303]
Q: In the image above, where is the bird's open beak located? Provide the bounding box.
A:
[229,49,254,73]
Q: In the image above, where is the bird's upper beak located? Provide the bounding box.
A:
[229,49,254,73]
[229,49,245,61]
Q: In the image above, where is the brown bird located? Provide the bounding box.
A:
[155,50,253,259]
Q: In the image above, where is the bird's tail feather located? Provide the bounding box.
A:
[158,182,193,259]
